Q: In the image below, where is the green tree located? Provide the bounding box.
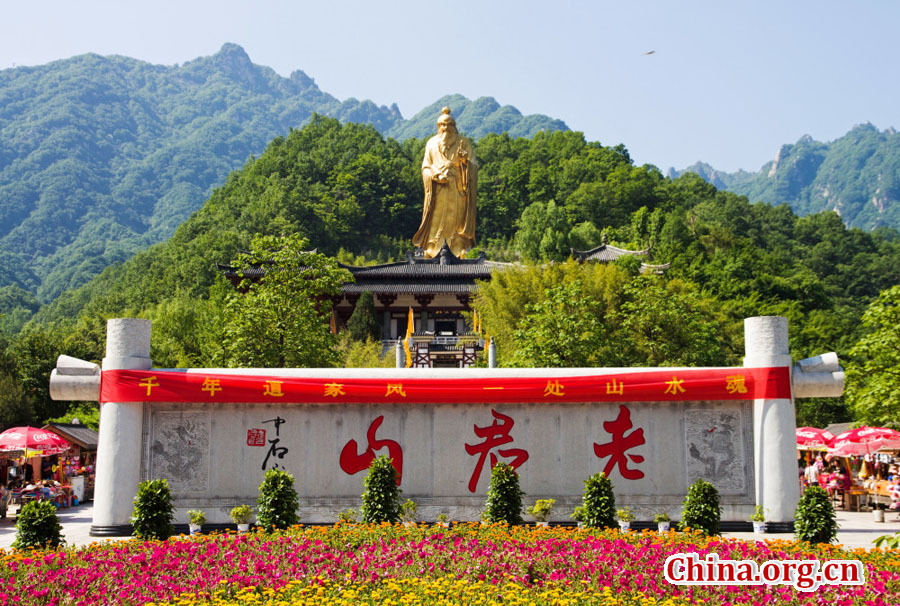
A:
[346,291,381,342]
[846,285,900,425]
[511,281,607,367]
[472,260,629,367]
[223,234,351,368]
[0,371,33,430]
[47,403,99,431]
[611,276,735,367]
[514,200,570,261]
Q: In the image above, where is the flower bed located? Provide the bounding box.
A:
[1,524,899,605]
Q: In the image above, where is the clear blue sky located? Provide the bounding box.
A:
[2,0,898,172]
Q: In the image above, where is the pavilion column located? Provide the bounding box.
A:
[91,319,152,536]
[744,316,799,528]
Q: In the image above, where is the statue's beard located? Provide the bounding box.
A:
[438,129,458,156]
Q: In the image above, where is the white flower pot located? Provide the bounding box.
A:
[657,522,670,533]
[752,521,766,534]
[618,521,631,532]
[189,523,201,535]
[873,509,885,523]
[237,523,250,533]
[436,522,449,528]
[535,521,549,528]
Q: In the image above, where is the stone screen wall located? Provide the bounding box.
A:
[140,399,755,523]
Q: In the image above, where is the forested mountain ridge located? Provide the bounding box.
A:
[0,43,567,301]
[671,123,900,231]
[6,117,898,430]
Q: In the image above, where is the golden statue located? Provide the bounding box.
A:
[413,107,477,258]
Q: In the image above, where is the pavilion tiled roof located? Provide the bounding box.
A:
[570,244,649,262]
[219,240,660,296]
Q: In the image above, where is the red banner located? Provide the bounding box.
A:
[99,367,791,404]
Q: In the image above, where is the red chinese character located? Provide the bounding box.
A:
[247,428,266,447]
[593,405,645,480]
[464,409,529,493]
[339,415,403,485]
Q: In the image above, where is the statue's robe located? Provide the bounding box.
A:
[413,133,477,258]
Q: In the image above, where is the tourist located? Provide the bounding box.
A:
[0,482,8,519]
[804,461,820,489]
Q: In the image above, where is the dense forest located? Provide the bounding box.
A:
[2,116,899,432]
[0,43,566,302]
[673,123,900,231]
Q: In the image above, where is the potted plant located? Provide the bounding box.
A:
[527,498,556,527]
[400,498,418,526]
[571,506,585,528]
[230,505,253,533]
[654,512,671,533]
[750,505,766,533]
[873,502,886,523]
[616,506,635,532]
[435,512,449,528]
[338,508,358,524]
[187,509,206,535]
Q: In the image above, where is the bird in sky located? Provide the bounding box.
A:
[643,50,656,55]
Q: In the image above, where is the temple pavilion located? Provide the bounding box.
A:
[221,239,655,368]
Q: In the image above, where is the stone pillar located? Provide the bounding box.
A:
[395,340,403,369]
[743,316,798,527]
[488,341,497,368]
[91,319,152,536]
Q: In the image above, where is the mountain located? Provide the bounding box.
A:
[0,43,568,301]
[670,123,900,231]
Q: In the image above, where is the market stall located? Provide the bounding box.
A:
[41,422,98,502]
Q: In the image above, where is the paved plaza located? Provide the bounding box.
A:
[1,502,898,551]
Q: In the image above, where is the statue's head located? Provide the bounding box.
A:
[437,107,457,135]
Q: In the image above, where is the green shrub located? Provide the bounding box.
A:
[580,472,616,529]
[484,462,524,524]
[794,485,838,544]
[680,479,721,536]
[361,455,402,524]
[12,500,64,549]
[257,468,300,530]
[131,478,175,540]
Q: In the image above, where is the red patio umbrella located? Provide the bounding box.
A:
[0,426,70,455]
[828,426,900,456]
[796,427,835,450]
